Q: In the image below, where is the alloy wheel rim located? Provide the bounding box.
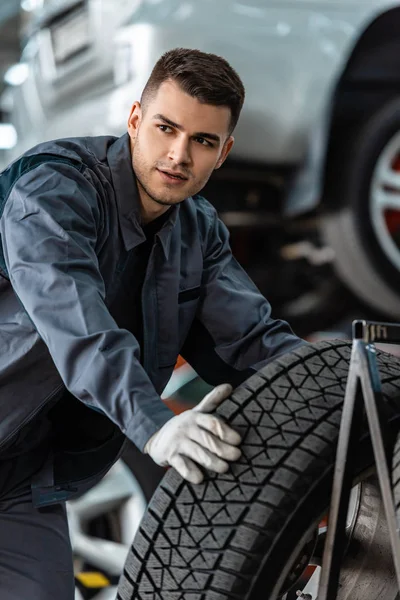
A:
[68,460,147,600]
[370,130,400,272]
[272,477,398,600]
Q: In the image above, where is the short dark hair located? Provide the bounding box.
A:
[141,48,245,134]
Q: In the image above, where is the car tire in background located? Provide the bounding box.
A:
[71,444,166,600]
[71,455,149,600]
[117,340,400,600]
[322,97,400,319]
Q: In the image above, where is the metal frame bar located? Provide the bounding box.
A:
[317,320,400,600]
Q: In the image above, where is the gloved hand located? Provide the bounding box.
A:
[144,384,241,484]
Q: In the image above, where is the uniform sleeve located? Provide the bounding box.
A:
[0,162,174,451]
[181,203,307,386]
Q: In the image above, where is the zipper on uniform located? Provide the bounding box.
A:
[141,242,158,372]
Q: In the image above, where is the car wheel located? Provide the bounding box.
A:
[322,97,400,318]
[117,340,400,600]
[70,457,148,600]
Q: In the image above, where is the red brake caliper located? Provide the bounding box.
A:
[385,153,400,234]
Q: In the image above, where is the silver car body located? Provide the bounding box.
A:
[5,0,400,194]
[109,0,400,164]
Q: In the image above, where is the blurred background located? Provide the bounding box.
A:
[2,2,400,598]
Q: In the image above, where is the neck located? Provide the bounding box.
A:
[136,179,171,224]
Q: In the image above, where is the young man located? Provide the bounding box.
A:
[0,48,304,598]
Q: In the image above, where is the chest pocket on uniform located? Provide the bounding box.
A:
[178,286,200,304]
[157,285,201,369]
[177,285,201,351]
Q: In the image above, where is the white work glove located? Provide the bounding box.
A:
[144,384,241,484]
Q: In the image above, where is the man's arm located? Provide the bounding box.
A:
[0,161,174,451]
[181,201,306,387]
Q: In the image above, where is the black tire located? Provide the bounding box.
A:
[392,424,400,527]
[117,340,400,600]
[322,97,400,318]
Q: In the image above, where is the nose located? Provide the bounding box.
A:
[168,135,192,166]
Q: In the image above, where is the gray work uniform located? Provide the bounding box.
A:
[0,437,74,600]
[0,133,305,598]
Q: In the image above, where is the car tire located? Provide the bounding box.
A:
[117,340,400,600]
[391,425,400,530]
[71,456,151,600]
[322,97,400,318]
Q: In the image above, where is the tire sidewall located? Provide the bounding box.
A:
[344,97,400,290]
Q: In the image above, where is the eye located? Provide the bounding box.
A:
[194,136,213,147]
[158,124,172,133]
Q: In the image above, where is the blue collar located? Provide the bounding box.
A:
[107,133,180,258]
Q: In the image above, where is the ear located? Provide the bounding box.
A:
[127,101,142,140]
[215,136,234,170]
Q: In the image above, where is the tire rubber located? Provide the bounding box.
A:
[117,340,400,600]
[322,97,400,318]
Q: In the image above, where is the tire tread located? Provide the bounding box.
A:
[118,341,400,600]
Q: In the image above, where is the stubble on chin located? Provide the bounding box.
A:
[134,162,197,206]
[134,168,184,207]
[132,144,208,206]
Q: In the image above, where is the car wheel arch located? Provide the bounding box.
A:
[285,6,400,218]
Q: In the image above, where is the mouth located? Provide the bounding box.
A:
[157,169,188,183]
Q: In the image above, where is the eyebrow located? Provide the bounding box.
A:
[152,113,221,143]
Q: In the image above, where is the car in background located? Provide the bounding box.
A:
[4,0,400,328]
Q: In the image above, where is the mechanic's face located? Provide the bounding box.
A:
[128,79,234,222]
